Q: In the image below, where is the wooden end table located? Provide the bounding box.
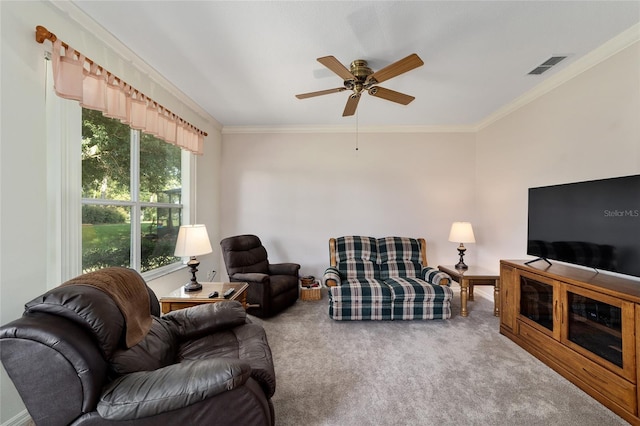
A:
[159,282,249,314]
[438,265,500,318]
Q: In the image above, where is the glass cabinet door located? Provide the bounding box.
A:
[567,292,622,367]
[563,284,635,381]
[519,274,554,331]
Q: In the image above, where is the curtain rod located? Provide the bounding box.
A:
[35,25,208,137]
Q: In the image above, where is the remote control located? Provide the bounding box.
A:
[223,288,235,298]
[208,291,219,298]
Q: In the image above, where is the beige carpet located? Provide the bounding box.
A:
[255,286,629,426]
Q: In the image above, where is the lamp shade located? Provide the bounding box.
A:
[174,224,213,257]
[448,222,476,243]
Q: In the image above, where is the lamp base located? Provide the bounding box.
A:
[183,256,202,292]
[455,261,469,270]
[455,244,468,270]
[183,281,203,292]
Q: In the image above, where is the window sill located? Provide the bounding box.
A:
[142,262,184,282]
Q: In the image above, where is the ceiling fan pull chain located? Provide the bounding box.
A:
[355,111,359,151]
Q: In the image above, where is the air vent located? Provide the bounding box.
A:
[528,56,567,75]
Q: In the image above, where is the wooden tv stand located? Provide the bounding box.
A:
[500,260,640,425]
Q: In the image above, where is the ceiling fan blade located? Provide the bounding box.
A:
[296,87,347,99]
[342,94,361,117]
[368,86,415,105]
[366,53,424,85]
[317,56,355,81]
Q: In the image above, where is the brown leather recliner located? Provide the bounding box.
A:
[0,267,276,425]
[220,235,300,318]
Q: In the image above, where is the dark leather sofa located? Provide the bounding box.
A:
[0,267,276,425]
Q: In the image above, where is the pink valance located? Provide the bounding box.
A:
[39,27,205,155]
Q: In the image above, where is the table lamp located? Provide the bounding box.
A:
[174,224,213,292]
[448,222,475,270]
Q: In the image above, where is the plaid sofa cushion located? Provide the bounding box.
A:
[383,277,453,303]
[335,236,379,279]
[378,237,422,279]
[328,278,392,320]
[328,278,392,303]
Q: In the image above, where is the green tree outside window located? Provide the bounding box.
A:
[81,108,183,272]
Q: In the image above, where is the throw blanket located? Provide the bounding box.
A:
[61,267,152,348]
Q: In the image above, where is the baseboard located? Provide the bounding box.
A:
[1,410,32,426]
[472,286,494,299]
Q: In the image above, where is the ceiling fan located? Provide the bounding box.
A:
[296,53,424,117]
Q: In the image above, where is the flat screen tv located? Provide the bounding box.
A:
[527,174,640,278]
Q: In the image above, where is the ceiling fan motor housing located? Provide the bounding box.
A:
[345,60,374,93]
[349,60,373,79]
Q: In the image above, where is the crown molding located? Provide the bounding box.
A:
[222,124,476,134]
[474,23,640,131]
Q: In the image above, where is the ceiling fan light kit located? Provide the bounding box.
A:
[296,53,424,117]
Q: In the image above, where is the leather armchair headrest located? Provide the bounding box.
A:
[220,234,262,251]
[25,285,125,358]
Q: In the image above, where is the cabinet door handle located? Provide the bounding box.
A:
[554,300,558,320]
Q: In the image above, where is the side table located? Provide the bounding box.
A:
[438,265,500,318]
[159,282,249,314]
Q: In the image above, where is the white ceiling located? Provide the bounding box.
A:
[72,1,639,128]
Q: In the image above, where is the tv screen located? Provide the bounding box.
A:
[527,174,640,278]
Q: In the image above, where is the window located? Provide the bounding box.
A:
[45,58,194,285]
[81,108,184,273]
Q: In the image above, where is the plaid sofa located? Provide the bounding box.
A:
[323,236,453,320]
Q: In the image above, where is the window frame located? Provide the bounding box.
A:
[46,59,194,285]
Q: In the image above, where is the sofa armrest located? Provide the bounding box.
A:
[97,358,251,421]
[233,323,277,398]
[323,267,341,287]
[269,262,300,276]
[422,266,451,286]
[230,272,269,283]
[163,301,247,340]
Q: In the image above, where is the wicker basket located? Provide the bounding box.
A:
[300,283,322,301]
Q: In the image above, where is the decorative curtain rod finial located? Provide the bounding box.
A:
[35,25,56,44]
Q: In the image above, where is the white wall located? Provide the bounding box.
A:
[220,131,477,279]
[1,1,638,423]
[0,1,222,423]
[0,3,51,422]
[476,40,640,271]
